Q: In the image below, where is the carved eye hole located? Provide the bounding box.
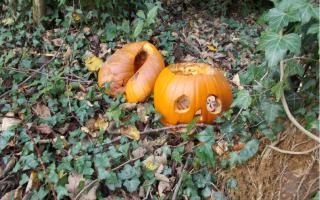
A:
[175,95,190,113]
[206,95,222,114]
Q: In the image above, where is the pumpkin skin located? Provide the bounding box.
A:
[98,41,165,103]
[154,63,233,125]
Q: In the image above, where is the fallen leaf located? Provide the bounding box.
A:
[72,12,81,22]
[83,27,91,34]
[52,38,64,47]
[231,74,244,90]
[94,118,108,131]
[0,187,22,200]
[207,45,217,53]
[232,143,246,151]
[155,173,170,182]
[99,43,110,58]
[79,181,99,200]
[32,104,51,119]
[158,180,171,197]
[85,56,103,72]
[121,126,140,140]
[132,147,147,159]
[25,171,39,193]
[63,45,72,61]
[1,17,14,26]
[143,156,159,171]
[66,173,85,197]
[137,104,149,123]
[120,102,137,110]
[36,124,53,135]
[1,117,21,131]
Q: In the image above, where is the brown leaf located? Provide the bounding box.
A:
[120,102,137,110]
[155,173,170,182]
[66,173,85,197]
[137,104,149,123]
[158,180,171,197]
[56,123,70,135]
[32,104,51,119]
[79,182,99,200]
[0,187,22,200]
[132,146,147,159]
[1,117,21,131]
[25,171,39,194]
[36,124,53,135]
[52,38,64,47]
[63,45,72,61]
[231,73,244,90]
[121,126,140,140]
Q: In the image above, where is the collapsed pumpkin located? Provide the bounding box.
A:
[154,63,233,125]
[98,41,165,103]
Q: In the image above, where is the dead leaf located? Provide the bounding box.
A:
[99,43,110,58]
[0,187,22,200]
[25,171,39,194]
[79,181,99,200]
[120,102,137,110]
[83,27,91,34]
[232,143,246,151]
[1,117,21,131]
[56,123,70,135]
[143,155,160,171]
[155,173,170,182]
[207,45,217,53]
[85,55,103,72]
[36,124,53,135]
[63,45,72,61]
[72,12,81,22]
[94,118,108,131]
[76,91,86,100]
[52,38,64,47]
[137,104,149,123]
[1,17,14,26]
[232,74,244,90]
[132,147,147,159]
[121,126,140,140]
[32,104,51,119]
[158,181,171,197]
[66,173,85,197]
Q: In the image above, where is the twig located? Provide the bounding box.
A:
[172,155,191,200]
[231,107,243,123]
[26,130,57,200]
[279,31,320,143]
[282,56,319,63]
[111,155,144,171]
[75,179,99,200]
[268,145,320,155]
[140,123,207,134]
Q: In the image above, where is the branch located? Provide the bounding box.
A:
[140,123,207,134]
[279,58,320,143]
[268,145,320,155]
[172,155,191,200]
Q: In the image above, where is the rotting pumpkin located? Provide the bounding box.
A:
[98,41,165,103]
[154,63,233,125]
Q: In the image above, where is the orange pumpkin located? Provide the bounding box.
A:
[154,63,233,125]
[98,41,165,103]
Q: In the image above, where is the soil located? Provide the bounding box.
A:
[217,123,319,200]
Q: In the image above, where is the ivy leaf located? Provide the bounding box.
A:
[228,139,259,167]
[271,81,284,102]
[258,31,301,66]
[284,60,304,78]
[231,90,252,109]
[56,185,69,200]
[133,20,144,38]
[195,126,214,143]
[123,178,140,193]
[195,143,216,166]
[136,10,145,19]
[261,101,282,123]
[146,5,159,25]
[267,8,299,31]
[289,0,317,23]
[105,172,122,190]
[171,146,184,162]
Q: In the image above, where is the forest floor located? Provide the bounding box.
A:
[0,2,319,200]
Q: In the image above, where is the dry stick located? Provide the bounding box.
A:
[268,145,320,155]
[140,123,207,134]
[26,130,57,200]
[278,33,320,143]
[172,156,191,200]
[74,179,99,200]
[110,155,144,171]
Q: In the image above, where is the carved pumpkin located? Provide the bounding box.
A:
[98,41,165,103]
[154,63,233,125]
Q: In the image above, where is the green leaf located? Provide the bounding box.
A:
[105,172,121,190]
[231,90,252,109]
[133,20,144,38]
[267,8,299,31]
[258,31,301,66]
[0,130,15,151]
[118,164,138,180]
[56,185,69,200]
[94,153,110,168]
[105,23,117,41]
[172,146,184,162]
[195,143,216,166]
[271,81,284,102]
[284,60,304,78]
[228,139,259,167]
[146,6,159,25]
[196,126,214,143]
[261,101,282,123]
[227,178,237,189]
[136,10,145,19]
[123,178,140,193]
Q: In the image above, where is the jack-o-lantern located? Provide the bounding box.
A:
[98,41,165,103]
[154,63,233,125]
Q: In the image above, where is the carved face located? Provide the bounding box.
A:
[154,63,233,125]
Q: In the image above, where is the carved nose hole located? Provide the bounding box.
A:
[194,109,203,121]
[206,95,222,114]
[174,95,190,113]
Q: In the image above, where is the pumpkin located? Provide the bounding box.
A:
[98,41,165,103]
[154,63,232,125]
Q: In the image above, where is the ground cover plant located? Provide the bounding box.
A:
[0,0,319,199]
